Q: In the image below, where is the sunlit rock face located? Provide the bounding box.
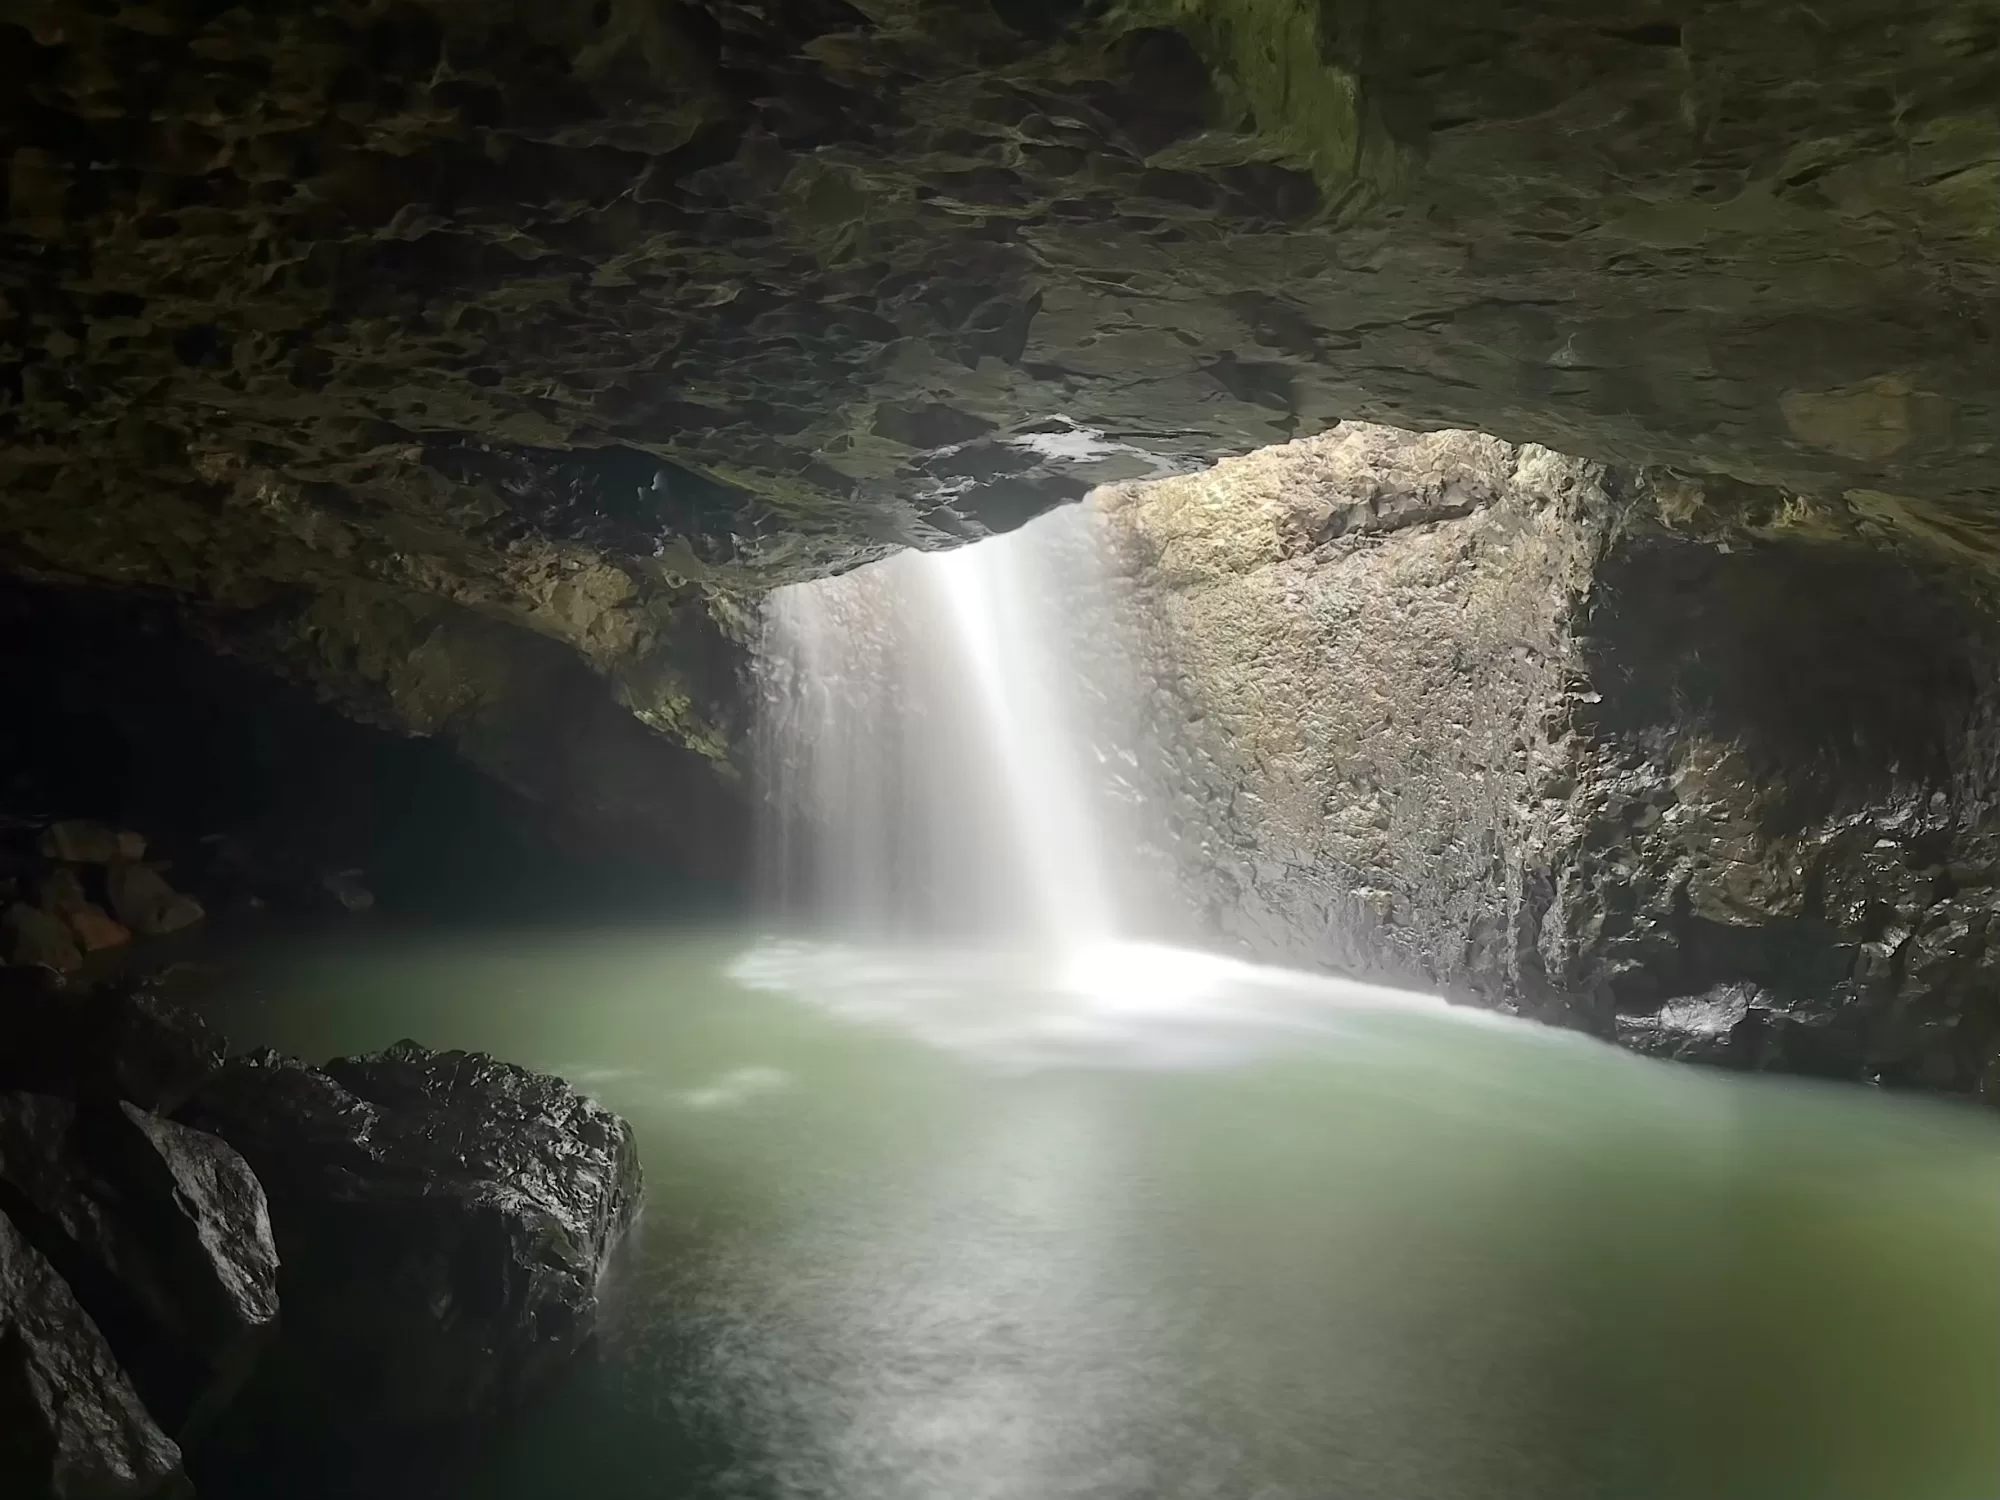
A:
[1102,423,2000,1096]
[2,0,1996,800]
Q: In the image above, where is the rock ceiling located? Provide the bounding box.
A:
[2,0,1997,779]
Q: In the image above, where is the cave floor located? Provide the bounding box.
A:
[189,925,2000,1500]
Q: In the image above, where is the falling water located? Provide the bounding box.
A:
[755,505,1140,948]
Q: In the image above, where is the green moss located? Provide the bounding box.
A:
[1109,0,1407,212]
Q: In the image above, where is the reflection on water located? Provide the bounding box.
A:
[195,924,2000,1500]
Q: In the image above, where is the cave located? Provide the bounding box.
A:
[4,4,1999,1498]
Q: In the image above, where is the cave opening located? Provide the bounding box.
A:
[7,428,2000,1500]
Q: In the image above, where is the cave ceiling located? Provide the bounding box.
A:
[2,0,1998,763]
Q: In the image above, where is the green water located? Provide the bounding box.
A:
[196,925,2000,1500]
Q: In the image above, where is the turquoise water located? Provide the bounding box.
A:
[196,925,2000,1500]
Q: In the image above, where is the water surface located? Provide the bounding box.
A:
[197,925,2000,1500]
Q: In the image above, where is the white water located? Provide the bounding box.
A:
[756,505,1139,948]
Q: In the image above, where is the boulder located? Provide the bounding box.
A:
[0,1093,280,1438]
[104,866,203,938]
[0,1207,186,1500]
[39,823,146,865]
[67,907,132,953]
[4,902,82,974]
[181,1041,642,1429]
[39,866,90,917]
[0,987,226,1115]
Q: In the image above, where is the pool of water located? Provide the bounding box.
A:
[193,923,2000,1500]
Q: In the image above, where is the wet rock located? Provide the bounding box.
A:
[104,866,203,938]
[0,1093,279,1438]
[181,1042,642,1429]
[1105,423,2000,1096]
[40,823,146,865]
[0,987,226,1115]
[0,1206,186,1500]
[4,901,83,974]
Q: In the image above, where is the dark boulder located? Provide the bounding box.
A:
[0,987,225,1114]
[103,866,203,939]
[0,1206,186,1500]
[0,1093,280,1438]
[3,902,82,974]
[181,1041,642,1429]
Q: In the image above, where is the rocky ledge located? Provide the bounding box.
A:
[0,983,641,1500]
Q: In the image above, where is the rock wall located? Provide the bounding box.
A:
[1100,423,2000,1096]
[3,0,1997,828]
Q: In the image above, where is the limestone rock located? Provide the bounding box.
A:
[4,902,82,975]
[1104,422,2000,1095]
[181,1041,643,1430]
[0,1207,186,1500]
[0,1093,280,1438]
[104,867,203,939]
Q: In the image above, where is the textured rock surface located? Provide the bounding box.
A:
[2,0,1996,810]
[182,1040,643,1429]
[0,1092,279,1436]
[1102,422,2000,1095]
[0,1206,187,1500]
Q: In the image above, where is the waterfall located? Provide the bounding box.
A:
[754,504,1140,949]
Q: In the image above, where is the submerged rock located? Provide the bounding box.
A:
[182,1041,642,1429]
[0,1207,186,1500]
[0,1093,280,1438]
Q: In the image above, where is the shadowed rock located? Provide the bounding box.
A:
[0,1207,186,1500]
[181,1041,642,1430]
[0,1094,279,1440]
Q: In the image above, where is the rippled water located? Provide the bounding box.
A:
[196,925,2000,1500]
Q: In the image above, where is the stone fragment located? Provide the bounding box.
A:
[4,901,82,974]
[105,865,203,937]
[0,1206,186,1500]
[182,1041,642,1429]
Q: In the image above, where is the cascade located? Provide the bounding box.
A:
[754,503,1141,949]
